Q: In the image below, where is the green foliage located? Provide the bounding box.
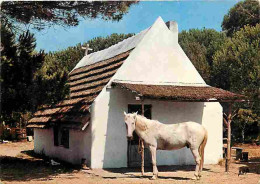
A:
[179,28,227,83]
[212,24,260,97]
[232,109,259,143]
[1,23,45,126]
[0,1,138,31]
[222,0,260,36]
[212,24,260,142]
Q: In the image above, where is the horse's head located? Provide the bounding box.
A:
[123,111,137,140]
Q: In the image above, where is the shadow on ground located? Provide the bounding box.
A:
[105,165,211,174]
[0,150,81,182]
[102,175,192,180]
[103,165,211,180]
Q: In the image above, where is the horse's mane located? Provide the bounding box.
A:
[136,114,159,124]
[135,114,159,131]
[136,114,148,121]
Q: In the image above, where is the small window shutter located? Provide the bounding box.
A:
[53,126,59,146]
[61,128,69,149]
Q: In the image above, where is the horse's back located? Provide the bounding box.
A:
[156,121,206,150]
[161,121,205,135]
[183,121,206,133]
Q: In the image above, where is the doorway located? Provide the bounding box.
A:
[127,104,152,167]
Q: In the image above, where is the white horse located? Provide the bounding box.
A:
[124,112,208,180]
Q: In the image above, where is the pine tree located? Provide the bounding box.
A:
[179,28,226,83]
[222,0,260,36]
[1,23,45,126]
[212,24,260,142]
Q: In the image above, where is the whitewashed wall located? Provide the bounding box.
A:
[113,17,206,86]
[201,102,223,164]
[90,87,128,168]
[90,88,223,168]
[34,126,91,165]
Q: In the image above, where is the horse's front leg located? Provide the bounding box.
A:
[149,145,158,180]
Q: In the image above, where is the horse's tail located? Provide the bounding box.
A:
[199,129,208,171]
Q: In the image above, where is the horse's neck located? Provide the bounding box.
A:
[135,116,150,138]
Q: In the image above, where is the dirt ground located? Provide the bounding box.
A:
[0,141,259,184]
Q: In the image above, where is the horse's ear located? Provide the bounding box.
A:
[124,111,127,116]
[133,112,138,120]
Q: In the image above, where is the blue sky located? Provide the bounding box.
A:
[33,1,241,52]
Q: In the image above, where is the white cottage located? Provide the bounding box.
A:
[27,17,244,168]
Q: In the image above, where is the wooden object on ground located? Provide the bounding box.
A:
[232,147,243,160]
[81,158,89,170]
[27,136,33,142]
[16,128,27,142]
[242,152,249,162]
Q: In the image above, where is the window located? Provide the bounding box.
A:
[128,104,152,119]
[53,126,70,149]
[128,104,152,145]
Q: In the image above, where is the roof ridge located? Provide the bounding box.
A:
[112,79,208,86]
[72,27,150,70]
[87,28,149,58]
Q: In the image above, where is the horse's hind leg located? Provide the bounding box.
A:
[149,145,158,180]
[198,147,203,178]
[191,148,201,180]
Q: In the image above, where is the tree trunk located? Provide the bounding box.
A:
[225,103,232,173]
[242,127,245,143]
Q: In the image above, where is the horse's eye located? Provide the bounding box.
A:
[132,122,134,125]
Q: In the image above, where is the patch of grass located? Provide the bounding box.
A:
[217,158,225,166]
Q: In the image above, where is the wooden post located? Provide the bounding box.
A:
[141,139,144,175]
[141,102,145,175]
[225,103,232,172]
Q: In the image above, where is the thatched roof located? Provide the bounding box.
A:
[112,82,246,102]
[27,51,130,129]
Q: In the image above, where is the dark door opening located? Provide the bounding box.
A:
[127,104,152,167]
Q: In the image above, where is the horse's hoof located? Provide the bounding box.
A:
[192,176,200,180]
[150,175,158,180]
